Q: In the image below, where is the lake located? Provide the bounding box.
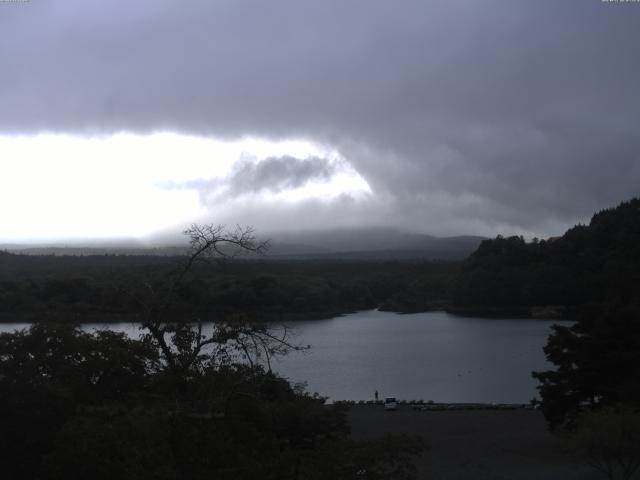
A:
[0,310,567,403]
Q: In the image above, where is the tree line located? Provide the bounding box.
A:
[452,198,640,318]
[0,252,457,321]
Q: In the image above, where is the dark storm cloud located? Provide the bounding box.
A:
[167,155,338,202]
[1,0,639,236]
[221,155,337,196]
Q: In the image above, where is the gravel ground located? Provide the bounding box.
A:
[348,406,603,480]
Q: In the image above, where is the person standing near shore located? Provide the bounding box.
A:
[374,390,379,402]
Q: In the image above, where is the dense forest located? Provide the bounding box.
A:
[452,198,640,319]
[0,253,457,322]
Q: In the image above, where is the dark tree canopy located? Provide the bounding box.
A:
[453,197,640,318]
[533,305,640,429]
[0,323,424,480]
[0,224,424,479]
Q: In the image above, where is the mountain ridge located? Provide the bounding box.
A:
[3,227,486,260]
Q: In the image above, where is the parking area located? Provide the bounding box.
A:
[348,406,602,480]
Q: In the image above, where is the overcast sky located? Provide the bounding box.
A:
[1,0,639,243]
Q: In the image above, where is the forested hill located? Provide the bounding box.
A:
[452,198,640,318]
[0,249,458,321]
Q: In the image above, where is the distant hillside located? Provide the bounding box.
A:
[266,228,484,260]
[4,228,485,261]
[4,246,189,257]
[452,198,640,317]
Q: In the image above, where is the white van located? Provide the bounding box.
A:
[384,397,398,411]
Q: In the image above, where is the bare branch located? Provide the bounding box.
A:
[128,222,303,377]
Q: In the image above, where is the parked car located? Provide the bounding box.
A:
[384,397,398,411]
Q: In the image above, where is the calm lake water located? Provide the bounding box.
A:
[0,310,567,403]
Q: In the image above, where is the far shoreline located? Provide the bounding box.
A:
[0,305,573,324]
